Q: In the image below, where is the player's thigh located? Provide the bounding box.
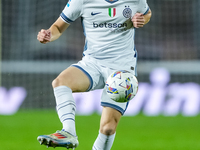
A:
[52,66,90,92]
[100,106,122,135]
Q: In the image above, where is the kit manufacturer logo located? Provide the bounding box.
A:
[91,12,102,16]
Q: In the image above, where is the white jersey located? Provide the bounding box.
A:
[61,0,149,70]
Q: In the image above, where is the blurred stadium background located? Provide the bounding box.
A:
[0,0,200,150]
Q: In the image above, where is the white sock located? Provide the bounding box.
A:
[54,86,76,136]
[92,131,116,150]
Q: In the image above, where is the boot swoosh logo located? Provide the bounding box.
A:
[91,12,102,16]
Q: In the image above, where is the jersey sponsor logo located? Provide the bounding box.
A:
[91,12,102,16]
[93,22,127,28]
[123,6,132,18]
[108,8,116,17]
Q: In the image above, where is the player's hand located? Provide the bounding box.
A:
[132,13,145,28]
[37,29,51,44]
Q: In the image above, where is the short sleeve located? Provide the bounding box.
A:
[137,0,149,15]
[60,0,83,24]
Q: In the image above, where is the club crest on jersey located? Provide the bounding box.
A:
[123,6,132,18]
[108,8,116,17]
[105,0,118,4]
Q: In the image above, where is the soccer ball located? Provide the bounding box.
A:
[106,70,138,103]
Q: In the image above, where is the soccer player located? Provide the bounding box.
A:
[37,0,151,149]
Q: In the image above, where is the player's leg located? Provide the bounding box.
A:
[52,66,90,92]
[37,66,90,149]
[100,106,121,135]
[92,107,122,150]
[92,70,129,150]
[52,66,90,135]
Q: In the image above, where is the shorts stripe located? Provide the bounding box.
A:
[101,102,127,115]
[124,101,129,113]
[71,65,93,91]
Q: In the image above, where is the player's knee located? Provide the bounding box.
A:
[52,77,65,88]
[52,76,78,92]
[52,78,59,88]
[100,122,116,135]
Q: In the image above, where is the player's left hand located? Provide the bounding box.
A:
[132,13,145,28]
[37,29,51,44]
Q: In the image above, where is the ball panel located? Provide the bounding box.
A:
[106,70,138,103]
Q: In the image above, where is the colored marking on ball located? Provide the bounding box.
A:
[112,71,121,78]
[108,87,118,94]
[126,78,131,90]
[106,84,118,94]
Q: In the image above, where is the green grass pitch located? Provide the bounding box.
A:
[0,110,200,150]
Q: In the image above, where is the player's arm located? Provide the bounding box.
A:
[132,9,152,28]
[37,17,70,44]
